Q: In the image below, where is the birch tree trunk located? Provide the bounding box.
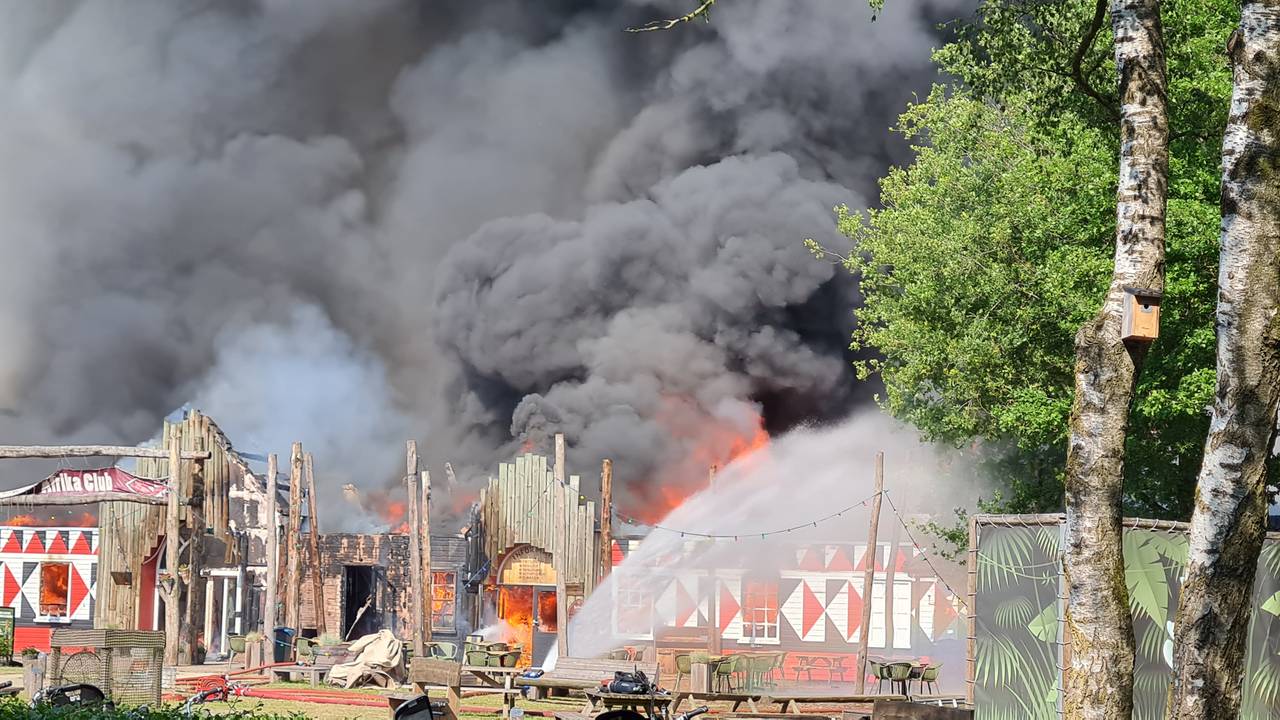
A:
[1063,2,1168,718]
[1166,5,1280,717]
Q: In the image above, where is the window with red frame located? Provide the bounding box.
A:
[741,580,779,642]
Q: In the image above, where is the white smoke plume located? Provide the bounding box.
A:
[0,1,971,526]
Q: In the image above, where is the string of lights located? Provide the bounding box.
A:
[612,490,882,540]
[882,489,969,611]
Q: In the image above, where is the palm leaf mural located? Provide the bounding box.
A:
[1135,619,1167,663]
[1262,542,1280,577]
[978,528,1038,589]
[1034,525,1060,559]
[1124,531,1170,629]
[1026,602,1056,643]
[993,595,1036,629]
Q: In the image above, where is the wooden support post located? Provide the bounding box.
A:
[407,441,424,658]
[421,470,433,644]
[855,451,884,694]
[553,433,568,655]
[286,443,304,643]
[181,419,206,664]
[163,424,182,666]
[263,453,279,643]
[599,459,613,584]
[304,452,327,636]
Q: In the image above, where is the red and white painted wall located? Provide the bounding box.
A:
[0,526,98,653]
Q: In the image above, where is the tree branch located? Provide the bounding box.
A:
[627,0,717,33]
[1070,0,1120,119]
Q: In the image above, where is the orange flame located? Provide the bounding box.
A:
[4,511,95,528]
[382,500,409,534]
[628,397,771,523]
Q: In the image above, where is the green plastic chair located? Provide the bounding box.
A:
[885,662,914,695]
[498,650,522,668]
[867,660,884,693]
[674,654,692,691]
[465,648,489,666]
[713,655,739,692]
[295,637,315,666]
[747,655,774,691]
[918,662,942,695]
[431,642,459,660]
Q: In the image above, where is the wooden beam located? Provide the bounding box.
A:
[599,459,612,584]
[163,424,182,666]
[286,442,303,643]
[421,469,433,644]
[553,433,568,655]
[855,451,884,694]
[263,453,279,645]
[407,441,424,657]
[0,445,209,460]
[304,452,327,636]
[966,512,978,705]
[0,494,168,506]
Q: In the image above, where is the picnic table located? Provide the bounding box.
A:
[464,664,523,718]
[581,687,677,719]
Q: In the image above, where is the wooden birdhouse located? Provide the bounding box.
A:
[1122,286,1161,342]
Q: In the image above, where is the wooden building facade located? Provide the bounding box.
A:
[477,451,600,666]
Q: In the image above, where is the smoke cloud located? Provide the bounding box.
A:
[0,0,969,526]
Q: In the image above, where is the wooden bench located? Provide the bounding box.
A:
[515,657,659,699]
[269,664,329,686]
[670,691,767,713]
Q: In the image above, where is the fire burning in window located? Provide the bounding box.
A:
[40,562,70,617]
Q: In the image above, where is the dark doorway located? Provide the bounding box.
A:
[343,566,380,639]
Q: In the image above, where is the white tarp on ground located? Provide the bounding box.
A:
[327,629,405,689]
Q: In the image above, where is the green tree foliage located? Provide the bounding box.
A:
[834,0,1237,517]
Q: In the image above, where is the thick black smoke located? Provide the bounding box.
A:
[0,0,968,525]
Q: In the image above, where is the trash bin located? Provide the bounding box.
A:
[273,627,295,663]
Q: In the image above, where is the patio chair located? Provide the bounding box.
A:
[867,660,884,693]
[226,635,246,670]
[465,648,489,666]
[497,650,522,668]
[713,655,739,692]
[747,654,773,691]
[885,662,914,696]
[674,654,692,692]
[295,637,315,666]
[609,648,630,661]
[766,653,786,687]
[918,662,942,695]
[431,641,459,660]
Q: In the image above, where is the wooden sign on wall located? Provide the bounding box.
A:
[499,545,556,586]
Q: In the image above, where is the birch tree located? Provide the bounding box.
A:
[1062,1,1168,718]
[1166,4,1280,716]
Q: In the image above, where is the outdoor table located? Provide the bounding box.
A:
[581,688,676,719]
[463,664,523,718]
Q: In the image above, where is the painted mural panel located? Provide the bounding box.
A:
[974,518,1280,720]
